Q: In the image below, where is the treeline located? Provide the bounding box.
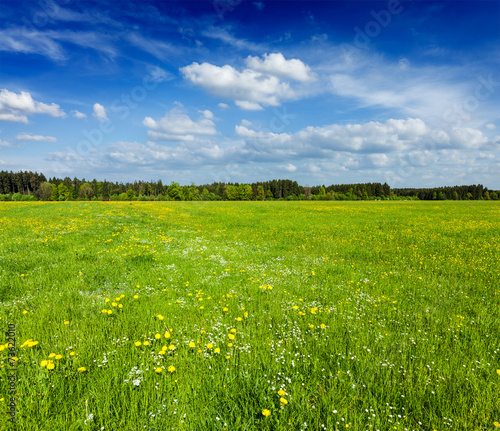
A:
[0,171,497,201]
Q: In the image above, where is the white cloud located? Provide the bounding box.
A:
[181,56,300,110]
[485,123,496,130]
[201,28,262,52]
[93,103,108,121]
[241,119,252,127]
[72,110,87,119]
[143,108,217,142]
[277,163,297,172]
[16,133,57,143]
[0,89,66,123]
[127,33,176,61]
[245,53,315,82]
[0,140,14,148]
[218,103,229,110]
[147,65,173,83]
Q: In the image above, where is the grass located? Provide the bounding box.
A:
[0,201,499,430]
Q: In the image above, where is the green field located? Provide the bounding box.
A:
[0,201,499,430]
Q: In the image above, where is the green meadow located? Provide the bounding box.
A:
[0,201,499,430]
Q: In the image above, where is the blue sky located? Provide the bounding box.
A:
[0,0,499,187]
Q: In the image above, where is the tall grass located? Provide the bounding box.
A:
[0,201,499,430]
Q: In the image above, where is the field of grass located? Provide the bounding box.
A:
[0,201,499,430]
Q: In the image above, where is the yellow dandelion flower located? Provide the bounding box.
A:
[497,369,500,376]
[55,354,63,360]
[48,353,56,358]
[278,389,286,396]
[164,332,171,339]
[189,342,196,348]
[134,295,138,299]
[207,343,214,349]
[168,365,176,373]
[494,422,500,428]
[168,344,175,350]
[292,305,299,310]
[28,341,38,347]
[118,304,123,309]
[236,317,242,321]
[105,298,110,303]
[226,355,231,359]
[157,315,164,320]
[223,307,228,312]
[111,302,117,307]
[135,341,142,347]
[64,320,69,325]
[40,360,48,367]
[143,341,150,346]
[214,348,220,353]
[280,397,288,405]
[47,363,55,370]
[228,343,233,347]
[228,334,235,340]
[107,310,112,315]
[155,367,163,374]
[155,333,161,340]
[320,324,326,329]
[101,309,107,314]
[78,367,86,372]
[70,352,75,356]
[230,328,237,333]
[262,409,271,417]
[22,310,28,315]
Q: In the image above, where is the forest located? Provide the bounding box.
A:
[0,170,497,201]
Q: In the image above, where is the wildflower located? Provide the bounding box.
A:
[497,369,500,376]
[48,353,56,358]
[40,360,48,367]
[47,363,55,370]
[55,354,63,360]
[228,334,235,340]
[64,321,69,325]
[78,367,86,372]
[278,389,286,396]
[105,298,110,303]
[118,304,123,309]
[207,343,214,349]
[107,310,112,315]
[230,328,237,333]
[494,422,500,428]
[280,397,288,405]
[111,302,117,307]
[155,333,161,340]
[223,307,228,312]
[101,309,107,314]
[189,342,196,348]
[168,365,176,373]
[262,409,271,417]
[22,310,28,315]
[164,332,171,339]
[168,344,175,350]
[28,341,38,347]
[237,317,242,321]
[155,368,163,374]
[135,341,142,347]
[157,315,164,320]
[214,348,220,353]
[143,341,150,346]
[134,295,138,299]
[70,352,75,356]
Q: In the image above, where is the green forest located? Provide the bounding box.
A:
[0,170,497,201]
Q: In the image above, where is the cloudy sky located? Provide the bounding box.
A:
[0,0,499,187]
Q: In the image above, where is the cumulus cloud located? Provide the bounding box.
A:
[143,108,217,142]
[93,103,108,121]
[0,89,66,123]
[16,133,57,143]
[180,53,313,110]
[72,110,87,119]
[485,123,496,130]
[245,53,315,82]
